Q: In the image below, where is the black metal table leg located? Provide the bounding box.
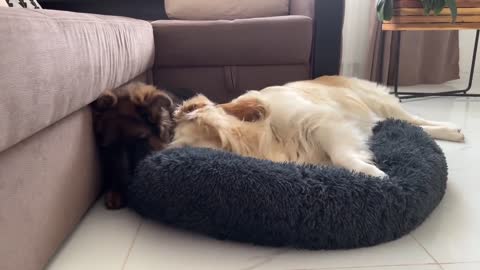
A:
[392,29,480,99]
[393,31,402,97]
[462,28,479,93]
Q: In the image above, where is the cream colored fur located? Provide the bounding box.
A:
[171,76,464,178]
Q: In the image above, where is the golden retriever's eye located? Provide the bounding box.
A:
[183,104,199,114]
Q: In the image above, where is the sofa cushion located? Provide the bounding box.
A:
[165,0,289,20]
[153,16,312,67]
[0,8,154,152]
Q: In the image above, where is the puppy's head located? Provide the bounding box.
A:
[92,82,175,150]
[170,93,270,151]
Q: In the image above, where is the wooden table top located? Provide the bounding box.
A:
[383,0,480,31]
[382,23,480,31]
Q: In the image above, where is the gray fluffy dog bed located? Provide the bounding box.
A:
[127,120,447,249]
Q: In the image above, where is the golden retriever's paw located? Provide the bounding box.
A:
[443,124,466,142]
[454,130,465,143]
[359,165,388,179]
[446,127,465,143]
[372,170,389,179]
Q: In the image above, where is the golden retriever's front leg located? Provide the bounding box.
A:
[313,119,387,178]
[329,150,387,178]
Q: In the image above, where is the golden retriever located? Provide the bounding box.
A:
[170,76,464,178]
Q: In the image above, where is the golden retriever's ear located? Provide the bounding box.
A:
[174,94,213,120]
[92,90,117,111]
[220,98,269,122]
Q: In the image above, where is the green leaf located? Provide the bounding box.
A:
[376,0,386,21]
[446,0,457,23]
[377,0,393,21]
[384,0,394,21]
[433,0,446,15]
[421,0,433,15]
[376,0,384,12]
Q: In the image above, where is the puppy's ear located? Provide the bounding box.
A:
[220,98,269,122]
[146,92,174,114]
[128,83,174,123]
[129,83,172,108]
[92,90,117,111]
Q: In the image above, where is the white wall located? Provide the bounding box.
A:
[459,31,480,76]
[340,0,374,78]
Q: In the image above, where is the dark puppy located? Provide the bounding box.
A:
[92,82,193,209]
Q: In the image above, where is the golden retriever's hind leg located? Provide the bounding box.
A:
[394,109,458,128]
[379,101,465,141]
[420,126,465,142]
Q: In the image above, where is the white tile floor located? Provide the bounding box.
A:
[46,79,480,270]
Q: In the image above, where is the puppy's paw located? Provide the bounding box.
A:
[93,90,117,111]
[104,191,126,210]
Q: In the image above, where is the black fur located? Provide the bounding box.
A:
[127,120,448,249]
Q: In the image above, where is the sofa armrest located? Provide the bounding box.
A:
[0,8,154,151]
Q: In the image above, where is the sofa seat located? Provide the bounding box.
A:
[0,8,154,152]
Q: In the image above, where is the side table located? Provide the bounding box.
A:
[383,2,480,99]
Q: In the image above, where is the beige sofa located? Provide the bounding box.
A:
[0,8,154,270]
[0,1,315,269]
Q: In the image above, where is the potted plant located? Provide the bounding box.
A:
[377,0,458,22]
